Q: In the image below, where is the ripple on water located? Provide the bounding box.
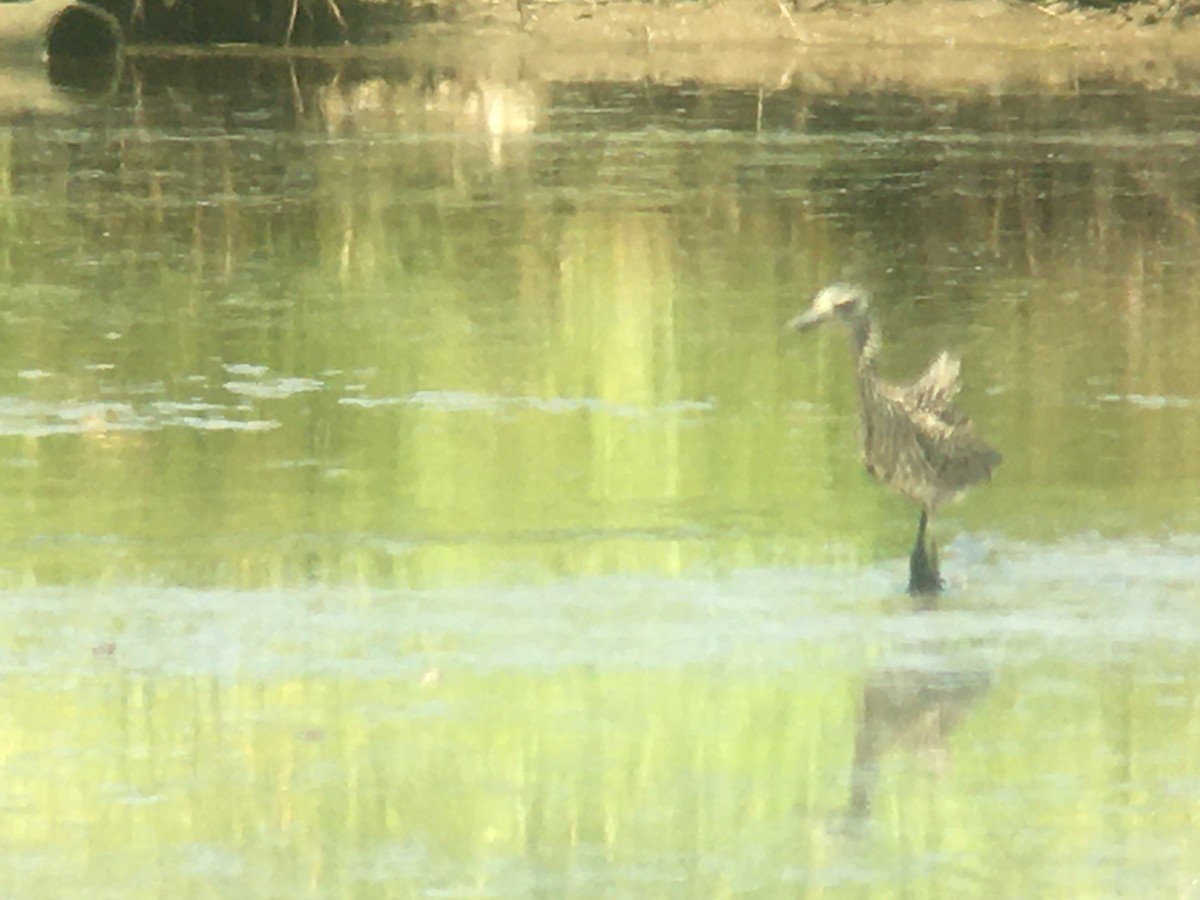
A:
[223,376,325,399]
[339,389,715,417]
[0,396,279,435]
[1098,392,1199,411]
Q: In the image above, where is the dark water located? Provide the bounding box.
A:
[1,48,1199,898]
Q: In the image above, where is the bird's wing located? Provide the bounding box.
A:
[908,351,961,412]
[914,417,1002,491]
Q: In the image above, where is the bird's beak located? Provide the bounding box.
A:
[786,308,826,332]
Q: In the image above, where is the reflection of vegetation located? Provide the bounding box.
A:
[1,61,1199,587]
[95,0,362,45]
[1,58,1199,899]
[2,631,1198,896]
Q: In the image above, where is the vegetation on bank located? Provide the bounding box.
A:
[32,0,1200,49]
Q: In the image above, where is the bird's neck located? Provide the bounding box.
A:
[850,313,880,372]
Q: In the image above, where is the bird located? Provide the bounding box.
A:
[788,283,1001,595]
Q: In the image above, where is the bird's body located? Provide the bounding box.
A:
[789,283,1000,594]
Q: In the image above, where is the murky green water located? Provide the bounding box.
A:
[2,49,1199,898]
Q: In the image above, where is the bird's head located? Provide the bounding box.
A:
[787,283,870,332]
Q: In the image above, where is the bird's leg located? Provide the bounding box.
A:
[908,509,944,597]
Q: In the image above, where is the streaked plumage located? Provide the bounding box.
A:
[789,283,1000,594]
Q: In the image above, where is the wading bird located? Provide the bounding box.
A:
[788,283,1000,595]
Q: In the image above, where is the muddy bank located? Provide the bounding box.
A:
[386,0,1200,91]
[10,0,1196,93]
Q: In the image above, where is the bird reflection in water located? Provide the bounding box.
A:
[788,283,1001,595]
[841,661,992,829]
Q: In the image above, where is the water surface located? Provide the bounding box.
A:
[1,48,1199,898]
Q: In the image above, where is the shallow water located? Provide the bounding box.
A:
[1,48,1199,898]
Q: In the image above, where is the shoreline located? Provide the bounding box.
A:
[382,0,1200,91]
[85,0,1200,94]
